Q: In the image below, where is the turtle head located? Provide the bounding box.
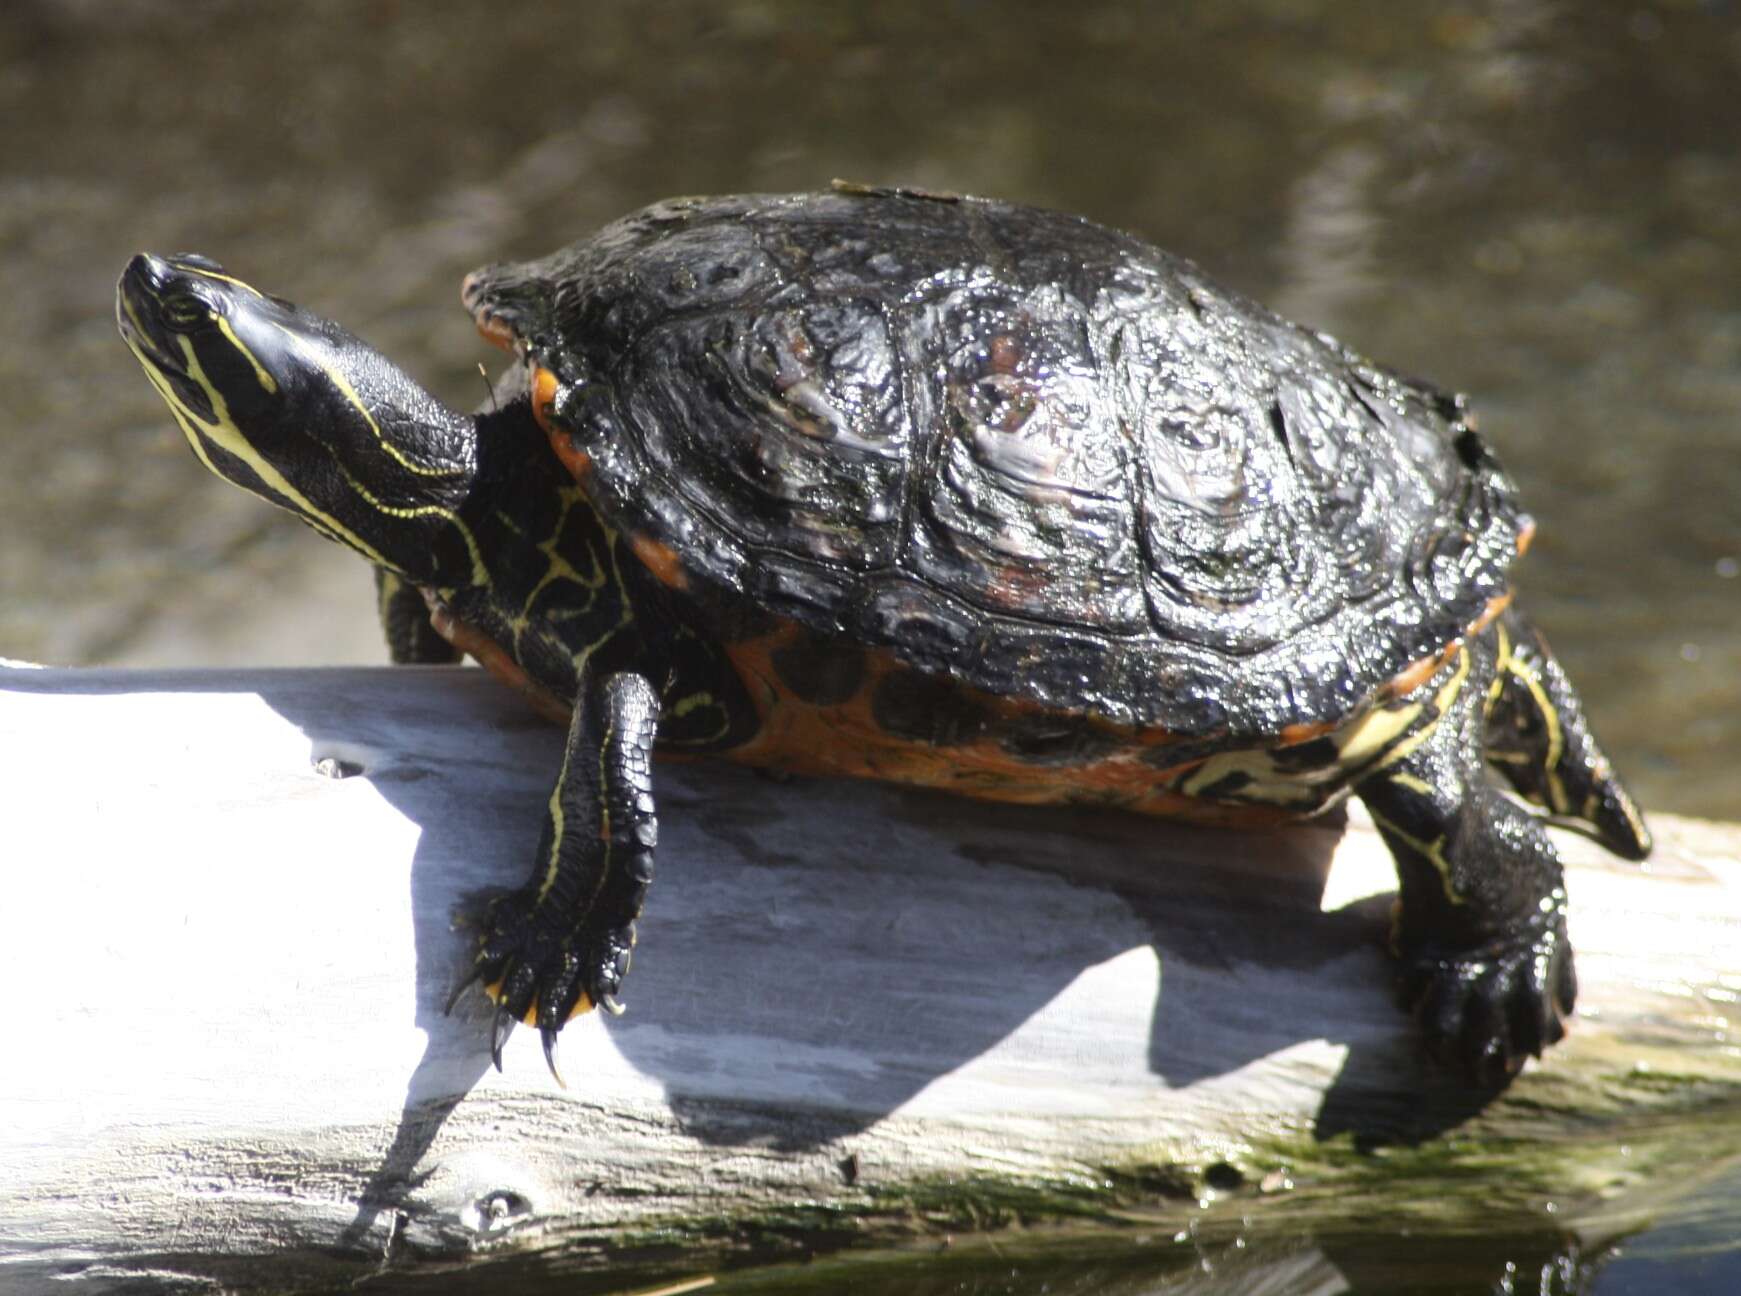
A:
[117,253,483,587]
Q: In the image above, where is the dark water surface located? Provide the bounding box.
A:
[3,1,1737,1290]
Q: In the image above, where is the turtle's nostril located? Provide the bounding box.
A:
[124,253,172,293]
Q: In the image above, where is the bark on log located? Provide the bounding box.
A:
[2,664,1737,1291]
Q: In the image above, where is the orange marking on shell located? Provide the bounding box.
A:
[1278,719,1336,746]
[1473,588,1515,633]
[529,366,594,482]
[425,583,1308,830]
[1383,647,1452,700]
[1378,588,1515,700]
[711,624,1288,823]
[629,532,690,592]
[530,365,560,422]
[553,439,593,483]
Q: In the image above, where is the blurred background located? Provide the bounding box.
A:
[1,0,1735,809]
[3,3,1739,1288]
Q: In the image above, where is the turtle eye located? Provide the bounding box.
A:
[160,291,212,331]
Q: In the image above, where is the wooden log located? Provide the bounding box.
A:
[2,663,1738,1290]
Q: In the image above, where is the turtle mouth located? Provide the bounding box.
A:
[117,253,223,426]
[116,254,191,377]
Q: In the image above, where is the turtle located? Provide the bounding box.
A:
[116,186,1651,1086]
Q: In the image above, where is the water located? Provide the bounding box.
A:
[3,1,1737,1289]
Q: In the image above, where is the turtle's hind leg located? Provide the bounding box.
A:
[1483,606,1651,861]
[1355,626,1576,1085]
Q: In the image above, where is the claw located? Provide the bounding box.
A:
[490,1002,515,1072]
[1507,954,1557,1057]
[1555,947,1578,1016]
[540,1025,567,1088]
[600,993,626,1017]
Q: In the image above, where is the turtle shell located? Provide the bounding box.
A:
[462,189,1528,741]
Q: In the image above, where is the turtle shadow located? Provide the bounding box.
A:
[465,740,1503,1153]
[632,784,1506,1153]
[253,661,1502,1163]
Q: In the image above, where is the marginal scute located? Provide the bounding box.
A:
[463,191,1529,740]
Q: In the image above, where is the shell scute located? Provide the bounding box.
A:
[910,282,1149,632]
[610,298,910,575]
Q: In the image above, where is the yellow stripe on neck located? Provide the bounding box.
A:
[171,333,399,571]
[272,322,467,480]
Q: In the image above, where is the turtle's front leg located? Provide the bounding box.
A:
[458,670,660,1080]
[1356,625,1575,1086]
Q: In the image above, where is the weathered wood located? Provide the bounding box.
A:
[2,664,1738,1290]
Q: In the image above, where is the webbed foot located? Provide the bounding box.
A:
[452,891,639,1083]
